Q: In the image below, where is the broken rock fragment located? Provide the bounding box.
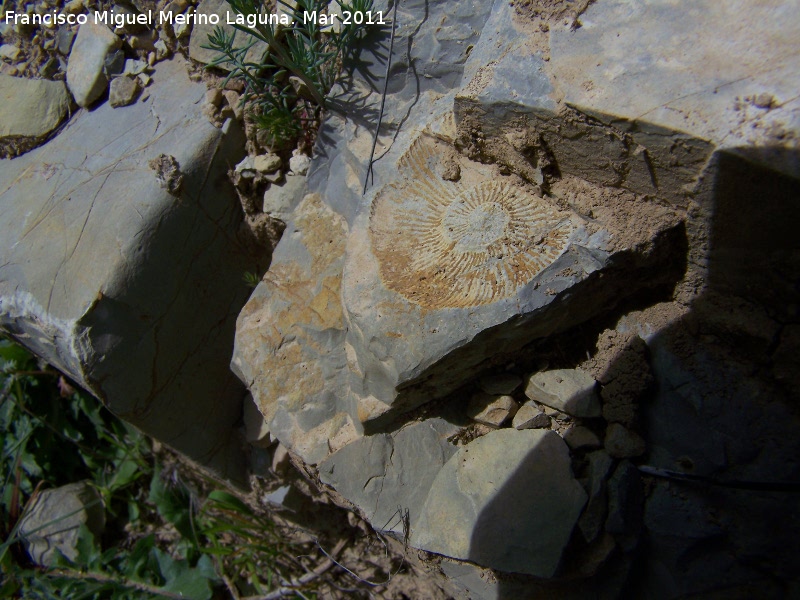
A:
[467,392,519,427]
[411,429,587,578]
[525,368,601,418]
[66,21,122,107]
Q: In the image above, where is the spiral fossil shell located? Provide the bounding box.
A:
[369,137,573,309]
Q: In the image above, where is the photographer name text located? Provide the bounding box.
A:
[3,9,386,28]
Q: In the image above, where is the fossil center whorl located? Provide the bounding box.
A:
[369,139,573,309]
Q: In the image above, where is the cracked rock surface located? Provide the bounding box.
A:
[0,57,259,483]
[232,0,800,594]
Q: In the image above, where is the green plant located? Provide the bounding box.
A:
[0,337,329,599]
[243,270,262,288]
[203,0,378,147]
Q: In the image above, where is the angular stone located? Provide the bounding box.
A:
[108,75,139,108]
[232,192,358,466]
[525,368,601,418]
[319,418,458,536]
[604,423,646,459]
[261,174,307,223]
[289,150,310,175]
[56,27,76,55]
[19,481,105,566]
[123,58,148,76]
[478,372,522,395]
[253,153,282,174]
[0,75,71,158]
[467,392,518,427]
[66,21,121,107]
[104,49,126,77]
[512,403,551,430]
[0,58,254,483]
[188,0,268,67]
[223,90,242,120]
[411,429,587,577]
[0,44,20,61]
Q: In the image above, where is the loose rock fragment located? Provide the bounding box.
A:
[18,482,105,566]
[411,429,587,577]
[66,22,122,107]
[289,149,311,175]
[254,153,282,174]
[262,173,306,222]
[525,368,601,418]
[0,44,21,61]
[0,75,71,158]
[578,450,614,543]
[109,76,140,108]
[512,402,550,429]
[467,392,519,427]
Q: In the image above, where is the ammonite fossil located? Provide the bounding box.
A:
[369,136,572,309]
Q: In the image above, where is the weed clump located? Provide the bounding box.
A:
[203,0,379,150]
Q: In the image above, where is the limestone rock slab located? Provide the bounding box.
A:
[411,429,587,577]
[549,0,800,182]
[0,75,71,158]
[66,21,121,107]
[231,192,358,466]
[343,133,617,428]
[318,418,458,536]
[0,57,254,483]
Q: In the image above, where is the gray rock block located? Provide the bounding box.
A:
[232,192,359,466]
[19,481,105,566]
[525,368,601,418]
[318,418,458,536]
[467,392,519,427]
[108,75,140,108]
[0,57,255,483]
[261,173,306,223]
[343,132,623,428]
[0,75,71,158]
[549,0,800,185]
[66,21,121,107]
[411,429,587,577]
[512,403,551,430]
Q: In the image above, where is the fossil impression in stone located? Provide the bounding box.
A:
[369,136,573,309]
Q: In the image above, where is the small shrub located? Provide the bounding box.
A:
[0,337,309,599]
[203,0,379,148]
